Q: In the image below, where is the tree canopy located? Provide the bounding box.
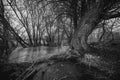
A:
[0,0,120,51]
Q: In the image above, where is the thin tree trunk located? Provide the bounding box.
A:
[0,0,28,47]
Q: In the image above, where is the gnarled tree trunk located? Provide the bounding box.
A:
[71,4,103,52]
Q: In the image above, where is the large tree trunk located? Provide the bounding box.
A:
[71,4,103,52]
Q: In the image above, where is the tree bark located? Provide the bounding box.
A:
[71,4,103,53]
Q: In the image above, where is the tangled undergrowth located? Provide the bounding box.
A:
[1,45,120,80]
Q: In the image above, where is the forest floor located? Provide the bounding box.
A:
[0,42,120,80]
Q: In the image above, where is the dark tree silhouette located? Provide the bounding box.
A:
[1,0,120,53]
[0,0,29,47]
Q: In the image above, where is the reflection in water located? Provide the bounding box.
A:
[9,46,69,63]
